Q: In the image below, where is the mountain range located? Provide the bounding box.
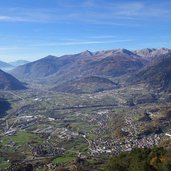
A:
[10,49,145,83]
[0,60,29,71]
[1,48,170,93]
[0,60,13,71]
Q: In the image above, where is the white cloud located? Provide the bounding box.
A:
[28,39,133,47]
[0,0,171,27]
[0,16,12,20]
[0,39,133,50]
[87,35,116,39]
[0,15,24,22]
[58,40,132,46]
[0,46,22,50]
[0,1,170,24]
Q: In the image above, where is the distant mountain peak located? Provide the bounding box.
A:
[106,48,138,57]
[134,48,171,58]
[80,50,93,56]
[113,48,132,53]
[44,55,57,59]
[36,55,58,63]
[9,60,30,67]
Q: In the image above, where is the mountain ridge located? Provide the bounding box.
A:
[9,47,171,93]
[10,48,148,81]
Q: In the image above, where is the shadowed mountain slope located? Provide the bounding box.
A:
[52,76,120,94]
[128,54,171,92]
[0,69,26,90]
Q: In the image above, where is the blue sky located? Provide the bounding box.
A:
[0,0,171,62]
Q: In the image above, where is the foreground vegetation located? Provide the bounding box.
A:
[2,147,170,171]
[106,147,171,171]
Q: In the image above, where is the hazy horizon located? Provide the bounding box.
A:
[0,0,171,62]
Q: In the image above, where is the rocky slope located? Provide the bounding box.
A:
[128,54,171,92]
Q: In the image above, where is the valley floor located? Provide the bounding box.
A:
[0,84,171,170]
